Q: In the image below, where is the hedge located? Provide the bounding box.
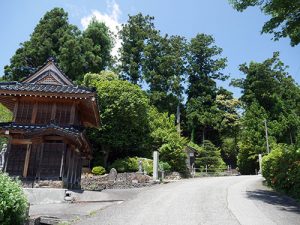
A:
[262,144,300,200]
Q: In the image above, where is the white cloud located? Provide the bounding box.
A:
[81,0,122,58]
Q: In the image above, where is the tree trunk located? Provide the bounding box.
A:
[176,104,181,134]
[191,127,195,143]
[102,145,110,168]
[202,128,205,146]
[289,130,293,145]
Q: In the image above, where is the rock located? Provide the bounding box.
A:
[165,172,182,180]
[28,216,41,225]
[81,172,155,190]
[132,179,138,184]
[108,168,117,183]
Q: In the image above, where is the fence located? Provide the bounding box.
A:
[191,165,239,177]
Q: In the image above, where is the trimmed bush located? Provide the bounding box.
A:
[159,161,171,172]
[91,166,106,175]
[0,172,28,225]
[262,144,300,200]
[109,157,138,173]
[110,157,170,175]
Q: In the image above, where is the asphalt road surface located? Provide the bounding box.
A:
[73,175,300,225]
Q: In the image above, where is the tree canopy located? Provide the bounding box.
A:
[4,8,113,81]
[230,0,300,46]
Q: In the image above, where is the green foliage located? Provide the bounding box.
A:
[5,8,113,81]
[0,104,12,147]
[81,19,113,72]
[237,102,269,174]
[83,71,119,87]
[85,75,151,166]
[187,33,227,100]
[234,53,300,174]
[262,144,300,200]
[159,161,171,172]
[148,107,188,173]
[186,33,228,145]
[221,137,238,168]
[0,173,28,225]
[142,158,154,175]
[230,0,300,46]
[187,141,203,154]
[91,166,106,175]
[109,157,154,175]
[144,34,187,115]
[195,140,225,172]
[0,104,12,122]
[119,13,157,84]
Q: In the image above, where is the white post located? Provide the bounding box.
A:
[264,119,270,154]
[153,151,159,181]
[258,154,262,174]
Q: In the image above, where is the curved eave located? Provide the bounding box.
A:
[0,89,95,99]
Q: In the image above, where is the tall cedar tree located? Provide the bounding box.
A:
[143,34,187,130]
[186,33,227,144]
[118,13,157,84]
[4,8,113,81]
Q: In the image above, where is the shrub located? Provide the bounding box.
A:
[142,158,153,175]
[262,144,300,200]
[109,157,138,173]
[159,161,171,172]
[109,157,170,175]
[91,166,106,175]
[0,173,28,225]
[195,140,225,172]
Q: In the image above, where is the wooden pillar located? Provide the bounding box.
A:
[69,103,76,125]
[31,103,38,123]
[13,101,19,122]
[59,145,65,178]
[66,148,71,182]
[72,154,78,188]
[36,144,44,181]
[23,144,31,178]
[69,150,75,189]
[51,103,57,121]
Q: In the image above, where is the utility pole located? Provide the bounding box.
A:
[264,119,270,154]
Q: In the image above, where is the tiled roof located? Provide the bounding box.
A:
[0,122,83,135]
[21,57,74,85]
[0,82,94,94]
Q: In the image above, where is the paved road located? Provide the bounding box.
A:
[73,175,300,225]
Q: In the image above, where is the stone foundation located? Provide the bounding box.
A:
[81,169,153,191]
[21,179,63,189]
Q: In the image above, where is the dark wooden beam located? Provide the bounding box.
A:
[11,139,32,145]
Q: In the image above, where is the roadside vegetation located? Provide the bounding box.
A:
[0,173,28,225]
[0,0,299,198]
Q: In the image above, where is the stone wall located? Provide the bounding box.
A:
[81,169,154,191]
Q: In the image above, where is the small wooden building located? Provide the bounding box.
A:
[0,58,99,188]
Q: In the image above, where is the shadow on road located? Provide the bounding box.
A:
[246,190,300,214]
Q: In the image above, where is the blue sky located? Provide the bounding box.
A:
[1,0,299,97]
